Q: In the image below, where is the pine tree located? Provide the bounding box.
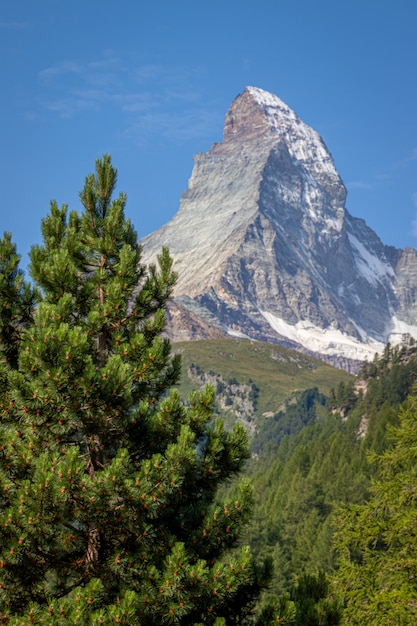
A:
[289,572,341,625]
[334,390,417,624]
[0,155,271,624]
[0,233,36,368]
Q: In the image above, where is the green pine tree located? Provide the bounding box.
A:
[334,389,417,624]
[0,233,37,368]
[290,572,341,626]
[0,155,271,625]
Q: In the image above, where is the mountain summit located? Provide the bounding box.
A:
[141,87,417,367]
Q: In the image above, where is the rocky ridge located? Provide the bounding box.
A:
[187,364,258,434]
[141,87,417,367]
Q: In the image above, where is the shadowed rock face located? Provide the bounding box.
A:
[141,86,417,364]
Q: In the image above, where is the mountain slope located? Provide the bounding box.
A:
[141,86,417,365]
[172,338,351,430]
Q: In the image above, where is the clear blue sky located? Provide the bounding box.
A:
[1,1,416,270]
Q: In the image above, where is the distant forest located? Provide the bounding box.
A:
[243,339,417,623]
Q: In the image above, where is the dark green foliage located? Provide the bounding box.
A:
[334,390,417,624]
[327,381,357,413]
[0,233,37,368]
[0,156,271,624]
[359,342,417,408]
[245,343,417,604]
[255,571,342,625]
[252,388,327,454]
[256,593,296,625]
[290,572,342,626]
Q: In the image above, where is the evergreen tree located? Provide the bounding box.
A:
[0,233,36,368]
[255,572,342,626]
[289,572,341,626]
[334,389,417,624]
[0,156,270,624]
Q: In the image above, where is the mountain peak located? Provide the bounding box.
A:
[141,87,417,368]
[223,86,293,143]
[223,87,343,194]
[246,85,290,108]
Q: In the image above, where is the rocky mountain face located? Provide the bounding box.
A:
[141,86,417,368]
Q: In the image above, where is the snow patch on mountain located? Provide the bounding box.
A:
[387,316,417,343]
[247,86,337,179]
[261,311,385,361]
[348,233,395,286]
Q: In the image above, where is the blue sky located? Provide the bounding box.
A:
[1,0,416,270]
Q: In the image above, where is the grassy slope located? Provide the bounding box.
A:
[172,338,352,418]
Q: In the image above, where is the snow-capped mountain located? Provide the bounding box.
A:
[141,86,417,368]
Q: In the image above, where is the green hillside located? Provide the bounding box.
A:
[172,338,352,424]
